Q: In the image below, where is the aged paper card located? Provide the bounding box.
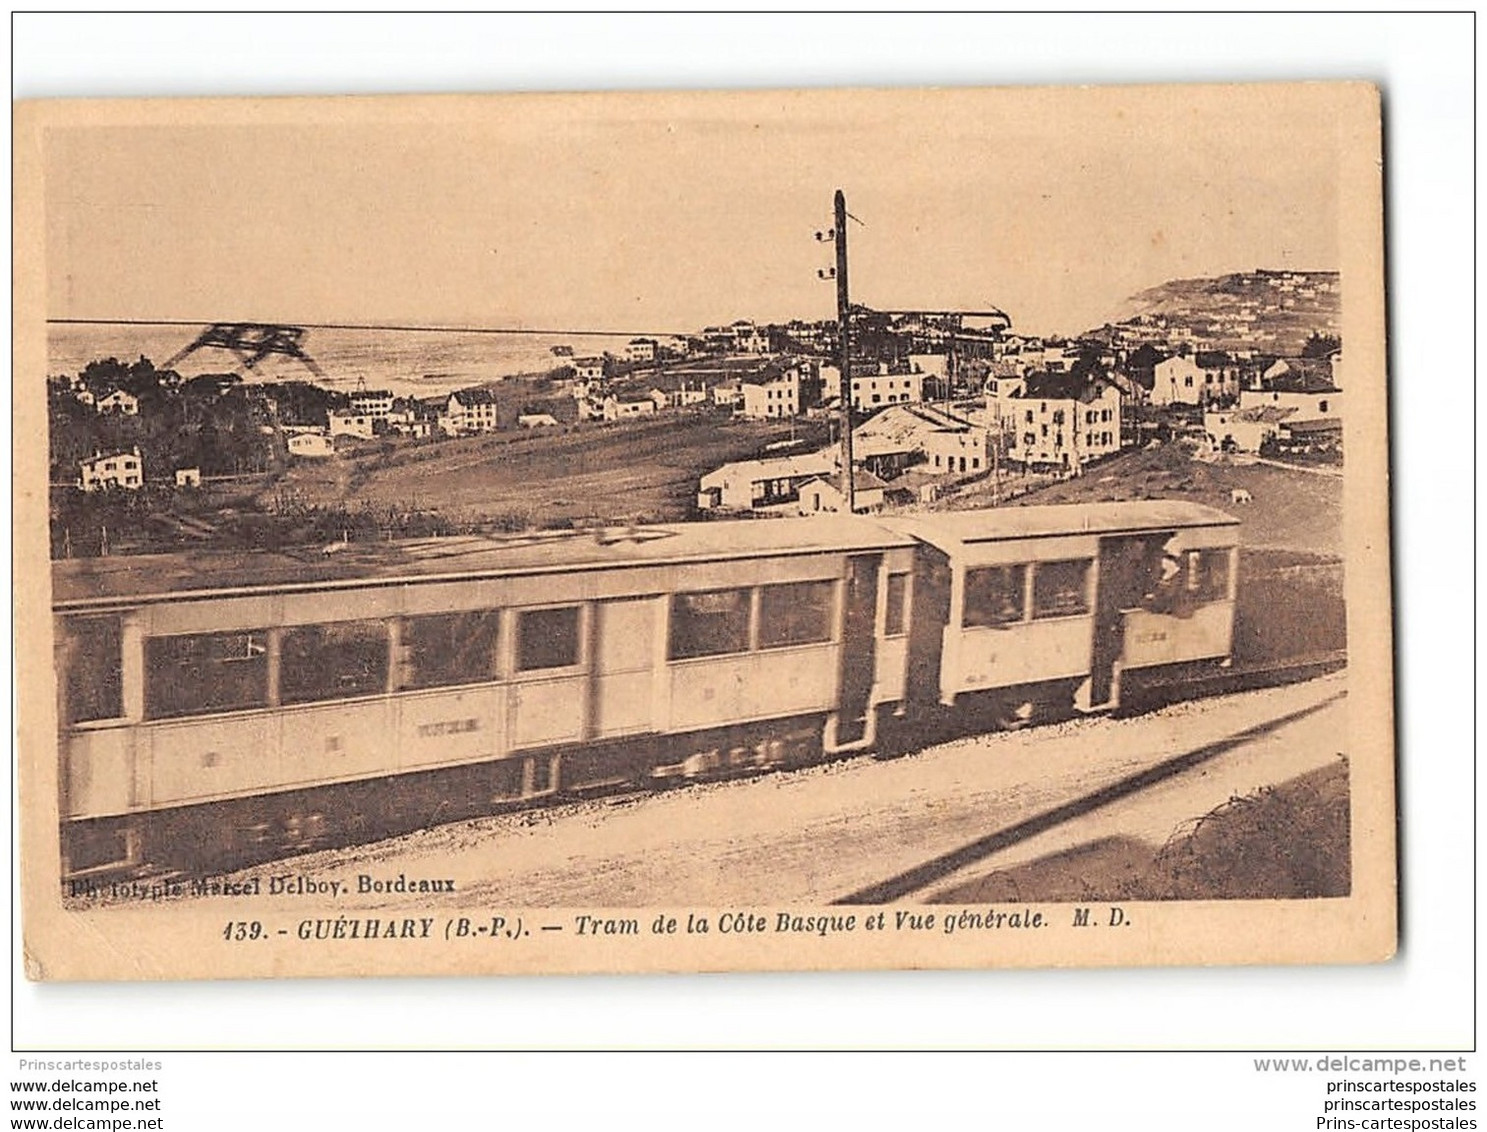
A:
[15,83,1393,980]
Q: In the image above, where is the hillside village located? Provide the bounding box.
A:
[48,269,1341,556]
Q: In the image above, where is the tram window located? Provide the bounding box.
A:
[1032,559,1092,619]
[1190,549,1232,602]
[884,572,910,636]
[146,630,269,718]
[280,621,389,704]
[516,606,581,672]
[758,580,835,649]
[669,589,751,660]
[64,616,123,723]
[401,610,501,689]
[963,565,1026,627]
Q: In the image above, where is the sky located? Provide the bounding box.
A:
[42,84,1343,340]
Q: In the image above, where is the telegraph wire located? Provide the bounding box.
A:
[46,317,707,340]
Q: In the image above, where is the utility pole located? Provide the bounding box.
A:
[816,189,856,512]
[945,318,957,405]
[833,190,856,513]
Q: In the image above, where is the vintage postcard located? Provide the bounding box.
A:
[15,83,1394,981]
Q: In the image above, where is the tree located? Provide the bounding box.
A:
[1301,332,1341,358]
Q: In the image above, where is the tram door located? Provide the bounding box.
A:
[835,554,882,743]
[1091,534,1168,706]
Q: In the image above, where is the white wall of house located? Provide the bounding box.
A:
[79,449,143,490]
[984,375,1027,417]
[96,390,139,415]
[1152,356,1203,406]
[740,373,799,419]
[849,371,922,411]
[444,393,502,434]
[328,411,375,439]
[698,451,836,510]
[1006,385,1121,470]
[924,428,989,476]
[603,397,657,421]
[288,433,336,458]
[1239,388,1342,421]
[1204,409,1283,454]
[349,391,394,418]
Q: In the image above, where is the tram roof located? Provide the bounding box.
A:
[881,500,1238,553]
[51,514,918,607]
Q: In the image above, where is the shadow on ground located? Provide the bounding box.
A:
[927,758,1351,904]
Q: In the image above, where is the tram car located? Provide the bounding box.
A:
[51,500,1238,879]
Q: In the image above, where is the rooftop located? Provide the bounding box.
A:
[882,500,1238,554]
[53,513,914,608]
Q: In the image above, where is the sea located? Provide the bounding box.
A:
[46,322,639,399]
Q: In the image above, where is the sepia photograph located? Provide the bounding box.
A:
[16,80,1395,981]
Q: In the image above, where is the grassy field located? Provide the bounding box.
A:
[263,411,830,528]
[929,758,1351,903]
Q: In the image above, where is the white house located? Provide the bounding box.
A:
[848,370,922,412]
[386,406,433,438]
[697,449,837,511]
[1239,381,1341,422]
[1004,373,1122,472]
[983,370,1028,417]
[923,427,991,478]
[1204,405,1295,453]
[328,409,376,439]
[349,389,394,419]
[1151,355,1204,406]
[95,389,140,416]
[625,338,658,364]
[739,370,800,419]
[851,403,989,479]
[797,469,888,515]
[79,448,143,491]
[730,321,770,354]
[442,388,503,435]
[602,394,657,421]
[711,383,743,409]
[1193,351,1242,404]
[288,432,336,459]
[174,467,202,488]
[572,357,606,382]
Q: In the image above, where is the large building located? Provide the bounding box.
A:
[441,388,503,435]
[349,388,395,419]
[1002,372,1122,472]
